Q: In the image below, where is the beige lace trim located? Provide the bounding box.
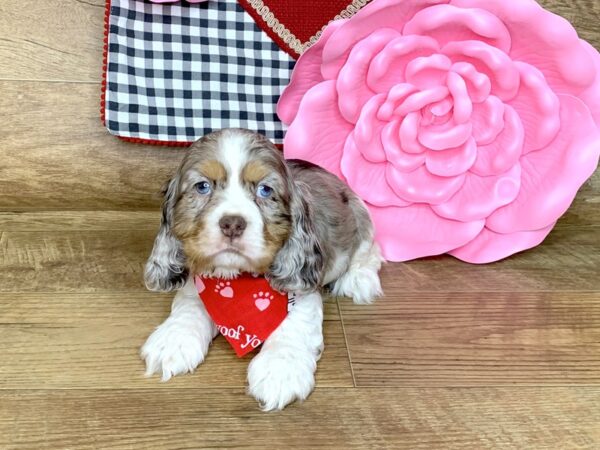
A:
[247,0,370,55]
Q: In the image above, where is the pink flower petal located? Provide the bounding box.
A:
[449,223,555,264]
[509,62,561,154]
[430,97,453,117]
[336,28,401,124]
[283,81,353,179]
[341,134,411,208]
[382,120,426,172]
[321,0,450,79]
[452,0,598,100]
[425,137,477,177]
[418,121,472,151]
[486,95,600,234]
[378,84,418,121]
[353,94,388,163]
[369,204,485,261]
[277,20,347,125]
[432,163,521,221]
[447,71,472,124]
[366,35,440,94]
[443,40,520,101]
[405,54,452,90]
[395,86,449,116]
[470,96,505,146]
[386,164,466,204]
[451,62,491,104]
[404,4,511,52]
[400,112,429,154]
[471,104,525,177]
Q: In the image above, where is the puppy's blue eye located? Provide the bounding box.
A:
[257,184,273,199]
[195,181,211,195]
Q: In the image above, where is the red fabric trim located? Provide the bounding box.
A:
[100,0,111,126]
[117,136,193,146]
[238,1,300,59]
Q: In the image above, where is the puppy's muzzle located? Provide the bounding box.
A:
[219,215,247,239]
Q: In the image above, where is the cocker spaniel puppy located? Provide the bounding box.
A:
[141,128,383,410]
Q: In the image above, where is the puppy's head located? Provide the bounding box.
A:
[144,129,323,292]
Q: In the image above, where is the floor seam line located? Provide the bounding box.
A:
[336,297,357,388]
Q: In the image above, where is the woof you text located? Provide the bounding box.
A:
[216,324,262,350]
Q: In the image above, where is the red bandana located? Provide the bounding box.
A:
[195,273,293,357]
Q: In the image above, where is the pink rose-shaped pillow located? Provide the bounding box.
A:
[278,0,600,263]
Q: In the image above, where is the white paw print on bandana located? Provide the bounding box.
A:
[253,292,274,311]
[194,277,206,294]
[215,281,234,298]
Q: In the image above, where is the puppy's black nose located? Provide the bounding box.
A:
[219,215,247,239]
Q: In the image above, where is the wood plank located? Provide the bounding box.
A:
[0,81,185,210]
[1,225,599,294]
[340,292,600,387]
[0,230,151,292]
[0,210,159,231]
[0,292,340,325]
[0,0,105,82]
[0,388,598,449]
[0,293,347,389]
[374,224,600,293]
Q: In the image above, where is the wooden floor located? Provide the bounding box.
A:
[1,1,600,448]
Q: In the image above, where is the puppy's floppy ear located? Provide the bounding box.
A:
[144,177,188,292]
[268,181,324,293]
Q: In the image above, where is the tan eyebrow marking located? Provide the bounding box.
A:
[197,160,226,181]
[242,160,270,183]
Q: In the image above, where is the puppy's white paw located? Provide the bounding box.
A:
[331,266,382,305]
[332,241,383,305]
[247,344,317,411]
[141,317,213,381]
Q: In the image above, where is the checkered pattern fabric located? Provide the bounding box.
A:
[104,0,296,144]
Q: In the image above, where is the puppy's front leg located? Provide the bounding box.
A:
[141,277,218,381]
[247,291,324,411]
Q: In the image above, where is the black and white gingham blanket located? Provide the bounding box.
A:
[104,0,296,144]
